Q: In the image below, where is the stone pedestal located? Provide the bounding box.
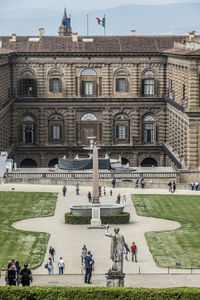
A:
[105,271,125,287]
[88,203,102,228]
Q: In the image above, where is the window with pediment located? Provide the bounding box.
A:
[48,114,64,144]
[21,115,35,144]
[48,69,62,93]
[19,70,37,97]
[142,69,156,96]
[114,68,129,93]
[143,115,155,143]
[80,69,97,97]
[114,114,129,143]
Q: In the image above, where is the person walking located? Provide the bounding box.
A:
[76,183,80,195]
[122,195,126,206]
[124,247,129,261]
[195,180,199,191]
[81,245,87,264]
[87,192,92,203]
[172,181,176,193]
[168,181,172,192]
[190,181,194,190]
[110,189,112,196]
[58,257,65,274]
[103,187,106,196]
[49,246,55,262]
[130,242,137,262]
[7,265,16,286]
[135,179,139,188]
[141,178,145,189]
[46,257,53,275]
[20,263,32,286]
[15,261,21,286]
[112,178,116,188]
[62,185,67,197]
[84,251,94,284]
[116,194,121,204]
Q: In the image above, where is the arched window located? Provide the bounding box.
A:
[22,115,35,144]
[80,69,97,97]
[81,113,97,121]
[143,115,155,143]
[115,68,129,93]
[48,69,62,93]
[142,69,155,96]
[19,70,37,97]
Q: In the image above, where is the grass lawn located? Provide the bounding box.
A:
[132,194,200,269]
[0,191,57,270]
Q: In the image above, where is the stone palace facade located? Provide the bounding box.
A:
[0,10,200,179]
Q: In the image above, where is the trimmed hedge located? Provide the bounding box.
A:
[0,287,200,300]
[65,212,130,224]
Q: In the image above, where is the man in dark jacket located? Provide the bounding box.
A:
[20,263,32,286]
[84,251,94,284]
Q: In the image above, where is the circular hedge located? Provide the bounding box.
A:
[65,212,130,224]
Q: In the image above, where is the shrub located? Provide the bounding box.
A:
[65,212,130,224]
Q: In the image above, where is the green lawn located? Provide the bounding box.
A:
[0,191,57,270]
[132,194,200,269]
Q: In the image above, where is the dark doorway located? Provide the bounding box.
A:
[48,158,58,168]
[141,157,157,167]
[20,158,37,168]
[121,157,130,165]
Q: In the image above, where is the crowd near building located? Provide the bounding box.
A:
[0,9,200,181]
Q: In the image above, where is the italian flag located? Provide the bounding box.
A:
[96,17,105,27]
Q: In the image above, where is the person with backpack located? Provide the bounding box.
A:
[20,263,32,286]
[46,257,53,275]
[49,246,56,262]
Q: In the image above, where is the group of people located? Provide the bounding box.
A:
[6,259,32,286]
[45,246,65,275]
[124,242,138,262]
[81,245,95,284]
[116,194,126,206]
[190,180,199,191]
[168,181,176,193]
[135,178,145,189]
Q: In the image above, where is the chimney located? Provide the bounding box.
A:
[72,32,78,42]
[9,34,16,42]
[189,30,196,41]
[39,28,44,37]
[131,30,136,36]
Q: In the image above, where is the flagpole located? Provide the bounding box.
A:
[87,14,89,36]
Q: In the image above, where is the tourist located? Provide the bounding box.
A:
[168,181,172,192]
[116,194,121,204]
[104,186,106,196]
[99,185,101,196]
[122,195,126,206]
[49,246,56,262]
[130,242,137,262]
[195,180,199,191]
[58,257,65,274]
[124,247,129,261]
[7,258,15,269]
[7,265,16,286]
[190,181,194,190]
[81,245,87,264]
[15,261,21,286]
[141,178,145,189]
[20,263,32,286]
[172,181,176,193]
[110,189,112,196]
[135,179,139,188]
[112,178,116,188]
[84,251,94,284]
[46,257,53,275]
[90,254,95,283]
[87,192,92,203]
[76,183,80,195]
[62,185,67,197]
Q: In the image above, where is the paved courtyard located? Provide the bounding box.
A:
[0,183,200,287]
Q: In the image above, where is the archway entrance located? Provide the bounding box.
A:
[48,158,58,168]
[20,158,37,168]
[141,157,157,167]
[121,157,130,165]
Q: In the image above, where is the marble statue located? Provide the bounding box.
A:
[105,225,129,273]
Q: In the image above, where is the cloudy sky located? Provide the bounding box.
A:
[1,0,200,10]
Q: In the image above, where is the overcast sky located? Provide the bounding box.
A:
[1,0,200,11]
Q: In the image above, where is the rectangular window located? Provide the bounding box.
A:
[117,125,127,139]
[23,124,34,144]
[144,123,154,142]
[52,78,60,92]
[22,79,34,96]
[52,125,61,140]
[144,79,155,95]
[116,78,127,92]
[84,82,93,95]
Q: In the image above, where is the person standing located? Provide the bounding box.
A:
[7,265,16,286]
[195,180,199,191]
[20,263,32,286]
[47,257,53,275]
[49,246,55,262]
[168,181,172,192]
[135,179,139,188]
[104,187,106,196]
[87,192,92,203]
[191,181,194,190]
[172,181,176,193]
[112,178,116,188]
[15,261,21,286]
[62,185,67,197]
[76,183,80,195]
[116,194,121,204]
[84,251,94,284]
[130,242,137,262]
[81,245,87,264]
[122,195,126,206]
[124,247,129,261]
[141,178,145,189]
[58,257,65,274]
[110,189,112,197]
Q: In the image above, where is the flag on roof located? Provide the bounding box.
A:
[96,17,105,27]
[62,17,71,27]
